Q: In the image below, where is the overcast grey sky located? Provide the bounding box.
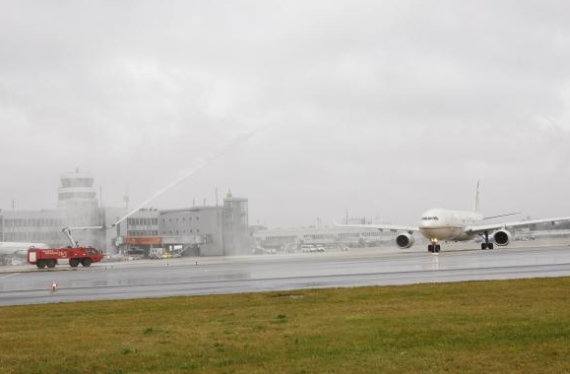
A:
[1,1,569,228]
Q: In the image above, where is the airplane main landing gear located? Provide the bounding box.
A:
[480,231,494,250]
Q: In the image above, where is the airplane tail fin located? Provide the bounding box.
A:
[474,180,480,213]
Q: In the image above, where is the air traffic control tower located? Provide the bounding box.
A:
[222,191,250,254]
[57,170,106,248]
[57,169,98,210]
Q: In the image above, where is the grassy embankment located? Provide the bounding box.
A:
[1,277,570,373]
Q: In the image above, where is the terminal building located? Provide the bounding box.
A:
[0,171,251,261]
[121,194,250,256]
[252,225,397,250]
[1,170,109,250]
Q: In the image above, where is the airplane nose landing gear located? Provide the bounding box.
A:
[428,240,440,253]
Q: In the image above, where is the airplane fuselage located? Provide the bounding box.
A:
[0,242,49,256]
[418,208,483,243]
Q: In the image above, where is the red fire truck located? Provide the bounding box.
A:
[28,247,105,269]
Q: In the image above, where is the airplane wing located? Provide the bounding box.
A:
[465,216,570,234]
[335,223,419,233]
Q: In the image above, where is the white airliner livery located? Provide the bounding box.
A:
[342,183,570,253]
[0,242,49,257]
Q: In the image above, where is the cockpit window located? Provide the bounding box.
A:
[421,216,439,221]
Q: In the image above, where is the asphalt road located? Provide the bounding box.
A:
[1,241,570,306]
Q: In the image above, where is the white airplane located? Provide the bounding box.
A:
[0,242,49,257]
[341,183,570,253]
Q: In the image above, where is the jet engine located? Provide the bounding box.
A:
[493,229,511,246]
[395,233,415,249]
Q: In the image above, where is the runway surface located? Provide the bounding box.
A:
[1,240,570,306]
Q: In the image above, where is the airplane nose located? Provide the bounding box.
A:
[419,220,438,228]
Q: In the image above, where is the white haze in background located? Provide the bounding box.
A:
[0,1,569,228]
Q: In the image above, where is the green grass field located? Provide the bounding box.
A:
[1,277,570,374]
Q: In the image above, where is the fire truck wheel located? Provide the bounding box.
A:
[46,260,57,268]
[81,258,92,267]
[37,260,46,269]
[70,258,80,267]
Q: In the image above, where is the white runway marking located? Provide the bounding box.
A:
[1,273,19,280]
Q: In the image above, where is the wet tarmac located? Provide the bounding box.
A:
[1,241,570,306]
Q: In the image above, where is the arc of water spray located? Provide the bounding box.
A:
[111,129,260,228]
